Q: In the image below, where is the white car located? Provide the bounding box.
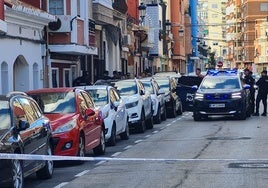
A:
[113,78,154,133]
[140,77,166,124]
[77,85,129,146]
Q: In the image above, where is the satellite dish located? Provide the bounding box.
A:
[48,18,61,31]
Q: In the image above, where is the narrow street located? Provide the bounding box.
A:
[26,111,268,188]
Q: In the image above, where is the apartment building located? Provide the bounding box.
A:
[226,0,268,71]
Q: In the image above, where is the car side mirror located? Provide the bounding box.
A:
[112,101,119,111]
[140,90,145,95]
[18,119,30,131]
[85,108,95,119]
[192,85,198,91]
[158,88,165,95]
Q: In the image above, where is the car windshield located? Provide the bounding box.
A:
[141,81,154,94]
[200,77,240,90]
[154,79,170,93]
[114,81,138,96]
[30,91,76,114]
[0,99,11,130]
[86,89,108,106]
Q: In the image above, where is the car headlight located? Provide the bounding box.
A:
[232,92,242,99]
[125,101,139,109]
[194,93,204,100]
[53,119,76,134]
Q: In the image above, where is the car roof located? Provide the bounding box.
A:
[76,85,110,90]
[27,87,76,94]
[154,71,181,78]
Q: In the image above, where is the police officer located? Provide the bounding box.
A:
[253,70,268,116]
[243,69,255,114]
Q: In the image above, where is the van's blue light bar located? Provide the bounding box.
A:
[207,70,238,76]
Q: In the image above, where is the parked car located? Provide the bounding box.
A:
[27,88,106,159]
[76,85,129,146]
[192,70,251,121]
[153,76,183,117]
[0,92,53,188]
[140,77,167,123]
[113,78,154,133]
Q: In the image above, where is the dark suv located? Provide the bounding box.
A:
[0,92,53,188]
[193,70,251,121]
[153,76,182,118]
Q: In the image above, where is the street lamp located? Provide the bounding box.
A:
[165,19,171,33]
[138,3,146,25]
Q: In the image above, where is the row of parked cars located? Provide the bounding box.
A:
[0,72,183,187]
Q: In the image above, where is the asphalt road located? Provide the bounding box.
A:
[25,111,268,188]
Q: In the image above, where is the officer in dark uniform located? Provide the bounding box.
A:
[253,70,268,116]
[243,69,255,114]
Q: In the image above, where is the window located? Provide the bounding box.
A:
[52,68,59,88]
[63,68,71,87]
[1,62,8,95]
[49,0,64,15]
[33,63,39,89]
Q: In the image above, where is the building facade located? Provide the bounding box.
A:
[0,0,55,94]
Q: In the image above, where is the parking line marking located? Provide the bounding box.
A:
[145,134,151,138]
[172,120,176,123]
[111,152,122,157]
[160,127,165,130]
[95,161,106,166]
[166,124,170,127]
[135,140,143,144]
[54,182,69,188]
[124,145,133,150]
[75,170,90,177]
[153,130,159,134]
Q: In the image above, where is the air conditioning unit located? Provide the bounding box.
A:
[48,15,71,33]
[122,34,131,45]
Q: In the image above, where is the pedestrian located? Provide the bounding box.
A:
[103,70,112,80]
[243,69,255,114]
[253,70,268,116]
[72,71,91,86]
[195,68,204,78]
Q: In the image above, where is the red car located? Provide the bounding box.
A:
[27,88,105,157]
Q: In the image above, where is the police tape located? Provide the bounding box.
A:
[0,153,268,162]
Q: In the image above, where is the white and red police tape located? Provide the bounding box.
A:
[0,153,267,162]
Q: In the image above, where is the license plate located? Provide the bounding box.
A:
[209,103,225,108]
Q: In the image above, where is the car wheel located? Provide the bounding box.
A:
[120,120,129,140]
[93,129,106,155]
[238,111,247,120]
[154,104,162,124]
[146,107,154,129]
[107,124,116,146]
[138,110,146,133]
[161,105,167,121]
[193,111,201,121]
[11,159,23,188]
[36,143,54,179]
